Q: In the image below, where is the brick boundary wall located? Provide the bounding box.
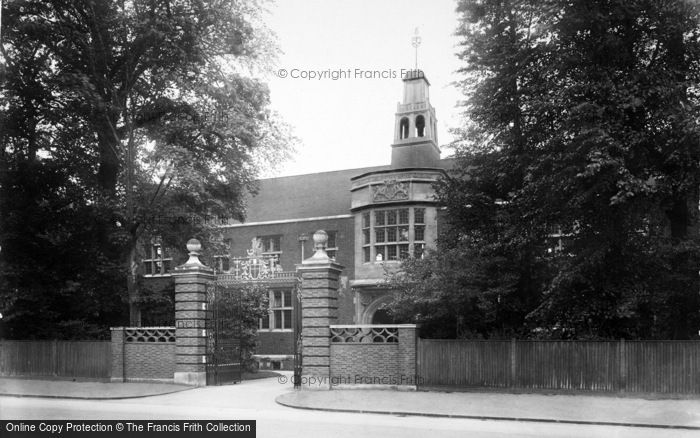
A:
[329,324,418,389]
[110,327,176,383]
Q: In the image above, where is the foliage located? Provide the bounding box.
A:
[388,0,700,339]
[213,284,269,372]
[0,151,128,339]
[0,0,293,337]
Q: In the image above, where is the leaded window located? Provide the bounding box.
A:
[260,289,293,331]
[362,212,371,262]
[362,207,428,262]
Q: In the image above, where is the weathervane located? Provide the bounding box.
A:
[411,27,422,70]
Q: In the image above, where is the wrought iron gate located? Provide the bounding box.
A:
[205,238,302,386]
[206,281,243,385]
[292,277,303,388]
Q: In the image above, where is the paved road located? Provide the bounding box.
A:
[0,378,695,438]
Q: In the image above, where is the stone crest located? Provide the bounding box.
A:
[372,180,409,202]
[246,237,264,259]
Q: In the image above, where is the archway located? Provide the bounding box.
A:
[371,308,393,324]
[415,115,425,137]
[361,294,394,324]
[399,117,410,139]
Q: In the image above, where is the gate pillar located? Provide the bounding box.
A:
[172,238,214,386]
[296,230,344,390]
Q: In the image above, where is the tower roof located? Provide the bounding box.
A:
[402,69,430,86]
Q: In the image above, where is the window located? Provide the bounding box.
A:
[325,230,338,259]
[362,212,371,262]
[258,235,282,267]
[362,207,426,263]
[414,208,425,258]
[143,241,173,276]
[260,289,293,331]
[363,207,427,262]
[399,117,409,139]
[415,115,425,137]
[213,239,231,273]
[374,208,409,261]
[259,235,281,254]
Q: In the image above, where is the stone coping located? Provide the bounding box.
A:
[330,324,417,329]
[110,326,176,330]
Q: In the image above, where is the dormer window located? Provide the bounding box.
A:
[399,117,410,139]
[415,115,425,137]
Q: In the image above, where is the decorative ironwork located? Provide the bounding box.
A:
[124,327,175,343]
[330,326,398,343]
[293,275,303,388]
[216,237,296,282]
[205,280,242,385]
[372,180,409,202]
[295,276,304,303]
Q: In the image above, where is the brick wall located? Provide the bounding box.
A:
[329,325,418,388]
[125,343,175,380]
[110,327,176,383]
[331,344,399,384]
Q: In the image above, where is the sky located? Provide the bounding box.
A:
[263,0,463,177]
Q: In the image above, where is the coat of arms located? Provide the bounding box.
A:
[372,180,409,202]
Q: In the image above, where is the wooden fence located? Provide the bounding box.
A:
[417,339,700,394]
[0,340,111,379]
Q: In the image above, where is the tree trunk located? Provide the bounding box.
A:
[127,243,141,326]
[96,119,120,200]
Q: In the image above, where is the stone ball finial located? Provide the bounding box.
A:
[181,238,206,268]
[302,230,335,265]
[186,238,201,254]
[313,230,328,251]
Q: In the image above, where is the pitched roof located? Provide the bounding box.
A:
[239,157,456,223]
[241,165,388,222]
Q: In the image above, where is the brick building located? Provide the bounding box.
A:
[143,71,451,368]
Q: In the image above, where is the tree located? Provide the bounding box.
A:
[0,0,293,336]
[387,0,700,339]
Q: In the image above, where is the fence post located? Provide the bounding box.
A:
[295,230,343,390]
[52,339,58,377]
[172,238,214,386]
[510,338,517,387]
[619,338,626,392]
[416,337,421,387]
